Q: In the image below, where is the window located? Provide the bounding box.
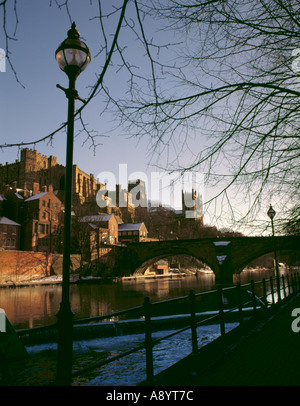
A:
[2,225,7,234]
[11,226,16,235]
[42,200,46,207]
[39,224,45,234]
[6,238,16,247]
[42,212,46,219]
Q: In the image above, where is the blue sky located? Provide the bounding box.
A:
[0,2,149,176]
[0,2,275,233]
[0,3,163,194]
[0,2,211,210]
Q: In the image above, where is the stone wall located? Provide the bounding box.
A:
[0,251,82,283]
[0,250,52,283]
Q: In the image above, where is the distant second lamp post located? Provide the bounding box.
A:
[55,22,91,385]
[267,205,281,302]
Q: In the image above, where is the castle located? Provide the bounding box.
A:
[0,148,204,255]
[0,148,100,203]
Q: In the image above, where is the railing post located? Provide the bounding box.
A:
[217,287,225,337]
[270,276,275,305]
[282,275,287,299]
[291,274,295,294]
[189,290,198,354]
[262,278,267,307]
[276,272,281,303]
[287,274,291,296]
[144,297,154,383]
[251,280,256,315]
[236,282,243,325]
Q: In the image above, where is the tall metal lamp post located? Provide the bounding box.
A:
[267,205,281,302]
[55,22,91,385]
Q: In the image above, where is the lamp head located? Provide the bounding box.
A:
[55,22,91,79]
[267,205,276,220]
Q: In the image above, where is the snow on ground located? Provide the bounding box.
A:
[25,323,238,386]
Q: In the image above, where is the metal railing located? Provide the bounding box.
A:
[16,272,300,384]
[71,272,300,383]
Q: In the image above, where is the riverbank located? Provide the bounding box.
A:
[0,275,77,289]
[0,272,200,288]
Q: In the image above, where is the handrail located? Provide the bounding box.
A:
[71,272,300,383]
[16,272,300,384]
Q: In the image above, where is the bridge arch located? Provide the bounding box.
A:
[232,247,300,276]
[132,254,214,275]
[119,236,300,285]
[125,242,218,277]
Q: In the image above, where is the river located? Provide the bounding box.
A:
[0,267,287,386]
[0,267,276,330]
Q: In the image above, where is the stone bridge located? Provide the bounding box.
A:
[115,236,300,285]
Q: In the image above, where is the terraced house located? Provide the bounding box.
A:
[22,184,62,252]
[0,216,21,250]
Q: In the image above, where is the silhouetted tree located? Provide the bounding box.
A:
[1,0,299,232]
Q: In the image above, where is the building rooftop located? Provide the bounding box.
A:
[118,222,145,231]
[80,214,113,223]
[25,192,48,202]
[0,216,20,226]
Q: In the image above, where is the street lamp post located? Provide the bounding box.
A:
[267,205,281,302]
[55,22,91,385]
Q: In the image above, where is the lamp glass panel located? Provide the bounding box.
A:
[55,49,67,71]
[56,48,90,72]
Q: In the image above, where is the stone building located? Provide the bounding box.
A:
[78,214,119,266]
[128,179,148,217]
[0,148,101,203]
[22,184,63,252]
[0,216,21,250]
[95,180,148,223]
[2,183,25,224]
[182,189,204,224]
[79,214,119,245]
[118,222,148,243]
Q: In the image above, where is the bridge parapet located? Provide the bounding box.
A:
[116,236,300,285]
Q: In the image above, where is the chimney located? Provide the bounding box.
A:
[12,181,17,192]
[48,184,53,193]
[41,185,47,193]
[33,182,40,196]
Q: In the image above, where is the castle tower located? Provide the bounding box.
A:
[182,188,204,224]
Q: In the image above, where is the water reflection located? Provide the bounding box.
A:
[1,274,215,329]
[0,268,291,330]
